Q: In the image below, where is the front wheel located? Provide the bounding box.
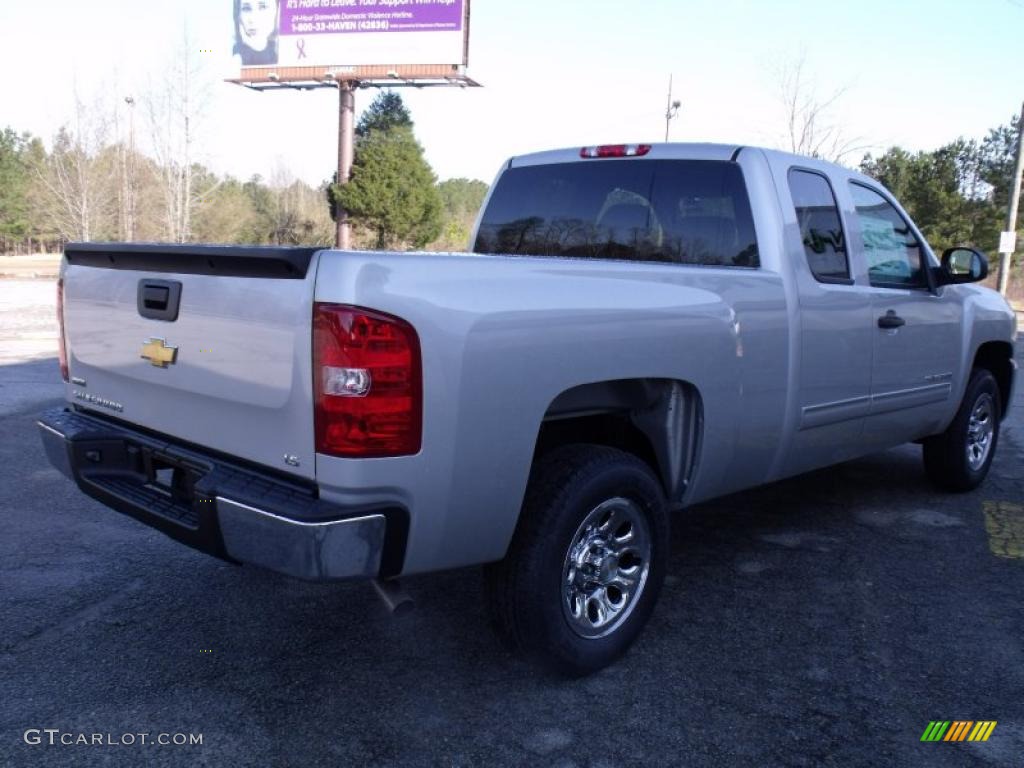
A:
[922,368,1001,493]
[485,444,669,676]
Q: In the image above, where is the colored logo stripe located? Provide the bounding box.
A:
[944,721,972,741]
[921,721,996,742]
[969,722,997,742]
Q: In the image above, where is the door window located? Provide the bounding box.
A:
[788,169,849,282]
[849,183,927,289]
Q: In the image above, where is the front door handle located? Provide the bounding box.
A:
[877,310,905,329]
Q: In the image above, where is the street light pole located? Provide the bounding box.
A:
[664,75,681,142]
[997,100,1024,296]
[125,95,136,242]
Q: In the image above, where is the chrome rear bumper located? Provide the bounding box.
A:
[216,497,384,580]
[37,407,393,581]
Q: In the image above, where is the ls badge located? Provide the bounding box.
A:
[140,338,178,368]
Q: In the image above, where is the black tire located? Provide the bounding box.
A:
[485,444,669,676]
[922,368,1001,493]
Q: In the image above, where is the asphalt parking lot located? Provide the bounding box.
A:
[1,285,1022,767]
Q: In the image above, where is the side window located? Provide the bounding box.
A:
[787,169,848,282]
[848,182,926,289]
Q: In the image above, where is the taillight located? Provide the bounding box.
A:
[313,304,422,458]
[56,278,69,382]
[580,144,652,158]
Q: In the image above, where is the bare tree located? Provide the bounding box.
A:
[267,162,334,245]
[777,56,867,164]
[268,163,300,244]
[145,26,219,243]
[35,92,112,241]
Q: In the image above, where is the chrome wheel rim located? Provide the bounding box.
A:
[562,497,651,639]
[966,393,995,471]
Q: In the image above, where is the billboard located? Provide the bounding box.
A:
[231,0,469,81]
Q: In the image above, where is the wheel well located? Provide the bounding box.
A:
[973,341,1014,420]
[534,379,702,501]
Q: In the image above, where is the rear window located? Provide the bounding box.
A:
[474,160,759,267]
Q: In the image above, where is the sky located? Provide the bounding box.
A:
[1,0,1021,188]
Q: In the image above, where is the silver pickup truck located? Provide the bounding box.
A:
[38,143,1017,674]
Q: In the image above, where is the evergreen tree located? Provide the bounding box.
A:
[437,178,488,220]
[334,126,443,249]
[356,90,412,137]
[0,128,36,249]
[329,92,442,249]
[980,117,1023,215]
[434,178,489,250]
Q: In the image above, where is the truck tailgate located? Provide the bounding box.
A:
[61,244,320,481]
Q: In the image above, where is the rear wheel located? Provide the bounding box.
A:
[922,368,1001,492]
[485,444,669,675]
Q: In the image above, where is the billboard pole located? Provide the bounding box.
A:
[336,83,356,249]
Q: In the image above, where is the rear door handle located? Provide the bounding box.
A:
[143,285,169,311]
[877,311,905,329]
[137,279,182,322]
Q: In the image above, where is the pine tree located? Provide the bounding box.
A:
[356,91,412,137]
[335,127,442,249]
[329,92,442,249]
[0,128,36,250]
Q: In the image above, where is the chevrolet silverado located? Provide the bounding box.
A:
[38,143,1017,674]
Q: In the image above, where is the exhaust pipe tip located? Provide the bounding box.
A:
[371,578,414,616]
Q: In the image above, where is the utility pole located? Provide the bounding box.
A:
[664,75,681,142]
[335,83,355,249]
[997,100,1024,296]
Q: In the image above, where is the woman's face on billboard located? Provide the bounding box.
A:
[238,0,277,51]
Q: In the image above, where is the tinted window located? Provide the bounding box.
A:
[474,160,759,267]
[849,183,926,288]
[788,169,848,281]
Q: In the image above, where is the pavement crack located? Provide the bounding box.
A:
[5,578,143,654]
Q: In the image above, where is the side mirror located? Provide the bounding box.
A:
[939,247,988,285]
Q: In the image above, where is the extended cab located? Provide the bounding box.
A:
[38,143,1017,674]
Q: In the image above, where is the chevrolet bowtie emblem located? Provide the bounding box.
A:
[140,338,178,368]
